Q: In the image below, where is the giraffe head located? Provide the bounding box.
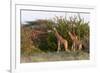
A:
[68,31,71,36]
[53,27,57,32]
[47,27,57,34]
[47,30,52,33]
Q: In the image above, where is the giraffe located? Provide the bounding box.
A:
[31,30,47,40]
[53,27,70,53]
[68,31,82,51]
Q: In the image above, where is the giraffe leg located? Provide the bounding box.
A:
[64,41,70,52]
[72,42,76,52]
[57,41,61,53]
[79,44,82,51]
[72,44,74,51]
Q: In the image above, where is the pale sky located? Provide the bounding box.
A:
[21,10,90,24]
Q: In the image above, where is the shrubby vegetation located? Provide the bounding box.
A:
[21,15,89,56]
[46,16,89,52]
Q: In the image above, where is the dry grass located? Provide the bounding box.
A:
[21,51,89,63]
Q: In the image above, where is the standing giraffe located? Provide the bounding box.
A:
[68,31,82,51]
[53,27,70,53]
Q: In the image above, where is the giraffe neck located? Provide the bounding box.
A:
[69,32,76,41]
[54,30,63,40]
